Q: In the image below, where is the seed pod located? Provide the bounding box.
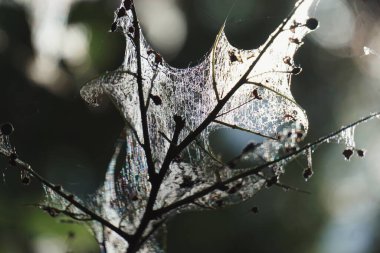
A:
[342,148,354,160]
[305,18,319,30]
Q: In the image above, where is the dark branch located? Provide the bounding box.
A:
[37,204,94,221]
[213,119,278,140]
[135,217,168,251]
[0,146,132,242]
[131,6,157,181]
[152,112,380,217]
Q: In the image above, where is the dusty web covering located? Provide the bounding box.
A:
[58,0,316,252]
[0,133,11,154]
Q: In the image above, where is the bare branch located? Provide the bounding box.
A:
[130,7,157,181]
[213,119,278,140]
[145,72,159,109]
[216,96,260,118]
[152,112,380,217]
[211,23,226,102]
[37,204,94,221]
[0,145,132,242]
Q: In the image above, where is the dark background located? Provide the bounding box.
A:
[1,0,380,252]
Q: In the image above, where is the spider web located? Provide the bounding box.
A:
[59,0,316,252]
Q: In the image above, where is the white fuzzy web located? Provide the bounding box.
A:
[63,0,315,252]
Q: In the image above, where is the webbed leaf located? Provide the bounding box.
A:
[78,0,317,252]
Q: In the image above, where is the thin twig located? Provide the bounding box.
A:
[192,201,215,210]
[36,204,94,221]
[245,81,298,106]
[254,173,311,194]
[193,133,310,195]
[130,6,156,181]
[216,96,259,118]
[152,112,380,216]
[145,72,159,109]
[159,116,185,178]
[213,119,277,140]
[126,6,167,252]
[211,23,226,102]
[0,147,132,241]
[158,131,171,144]
[123,122,143,147]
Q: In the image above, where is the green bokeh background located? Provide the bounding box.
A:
[1,0,380,252]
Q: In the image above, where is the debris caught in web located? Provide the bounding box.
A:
[303,147,313,181]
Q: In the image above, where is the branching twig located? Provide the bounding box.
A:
[159,115,185,178]
[0,146,132,242]
[191,131,310,194]
[152,112,380,217]
[122,2,316,251]
[37,204,94,221]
